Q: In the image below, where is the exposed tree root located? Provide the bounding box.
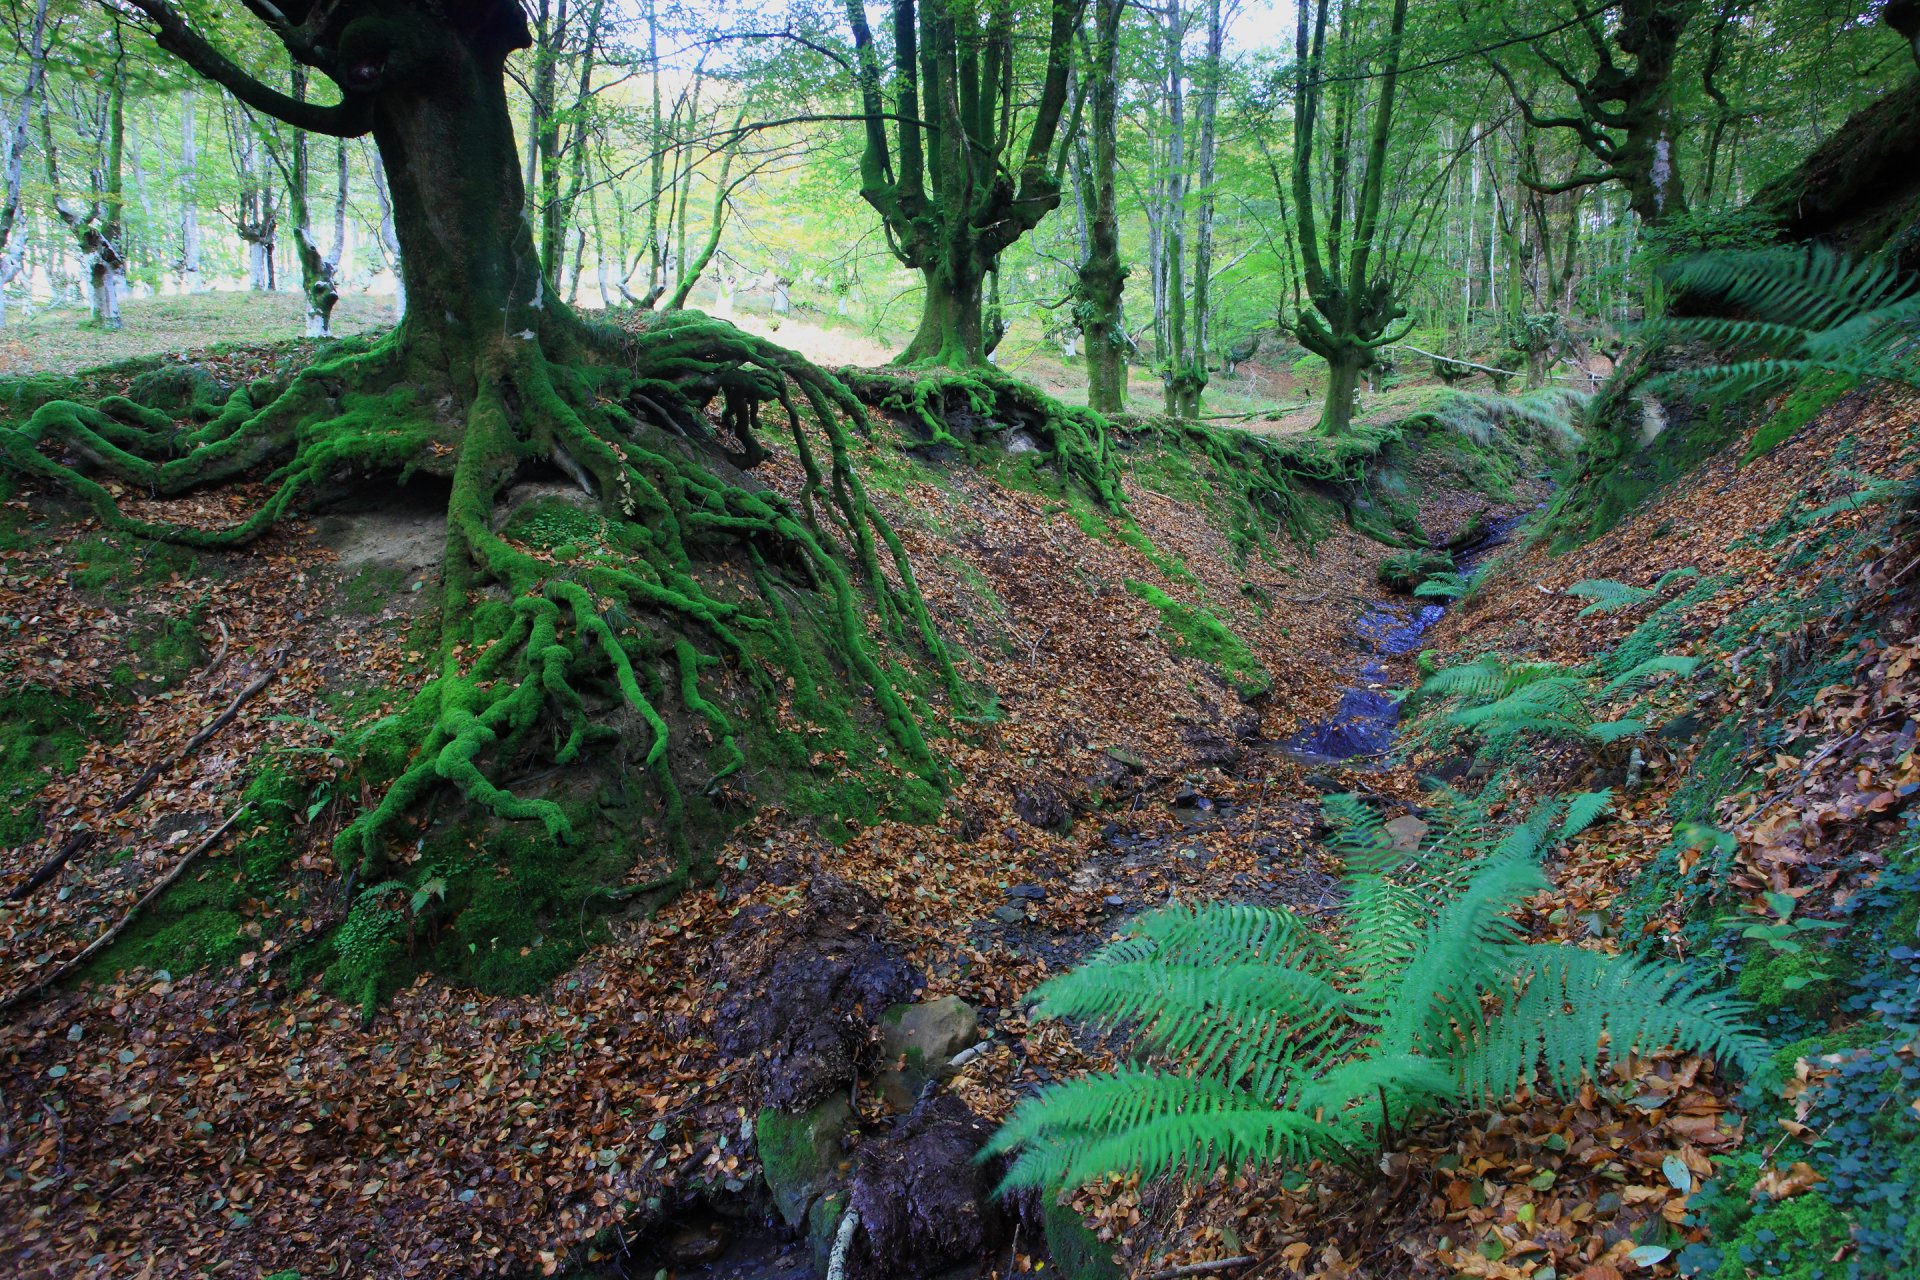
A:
[0,312,960,907]
[1141,416,1396,552]
[838,365,1126,511]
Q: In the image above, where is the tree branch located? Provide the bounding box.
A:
[120,0,371,137]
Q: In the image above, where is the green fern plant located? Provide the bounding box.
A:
[1412,570,1474,601]
[1409,655,1659,751]
[1652,245,1920,395]
[1565,567,1699,617]
[986,790,1766,1191]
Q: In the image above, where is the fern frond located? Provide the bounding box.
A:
[1652,567,1700,591]
[1586,718,1647,745]
[1127,901,1332,969]
[1413,572,1472,601]
[1561,789,1614,838]
[987,1069,1333,1190]
[1654,246,1920,391]
[1600,654,1702,699]
[1566,578,1653,616]
[1379,857,1547,1060]
[1456,947,1770,1102]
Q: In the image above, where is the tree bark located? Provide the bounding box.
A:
[0,0,53,327]
[846,0,1083,367]
[1076,0,1128,415]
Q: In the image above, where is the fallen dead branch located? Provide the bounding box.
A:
[8,648,286,902]
[1,804,251,1017]
[1149,1257,1259,1279]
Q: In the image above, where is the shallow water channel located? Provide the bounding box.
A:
[1279,510,1527,766]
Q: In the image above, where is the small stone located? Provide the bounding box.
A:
[666,1224,728,1265]
[1384,815,1428,852]
[991,905,1026,924]
[1104,895,1126,908]
[1007,884,1047,901]
[878,996,982,1109]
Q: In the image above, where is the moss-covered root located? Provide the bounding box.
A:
[0,312,959,897]
[839,365,1127,512]
[0,339,413,549]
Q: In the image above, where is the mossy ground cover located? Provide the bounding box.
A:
[0,345,1636,1279]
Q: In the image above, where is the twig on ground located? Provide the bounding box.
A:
[1,805,251,1017]
[1149,1257,1259,1279]
[8,648,287,901]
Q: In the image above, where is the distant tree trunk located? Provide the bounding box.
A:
[0,0,54,327]
[179,89,203,291]
[1187,0,1222,414]
[1076,0,1128,415]
[665,118,741,311]
[43,29,128,329]
[1289,0,1413,434]
[1159,0,1190,415]
[369,143,404,320]
[288,65,345,337]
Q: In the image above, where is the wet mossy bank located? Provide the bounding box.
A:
[0,353,1566,1028]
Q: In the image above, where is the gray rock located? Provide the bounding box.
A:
[878,996,980,1109]
[991,905,1026,924]
[1007,884,1047,901]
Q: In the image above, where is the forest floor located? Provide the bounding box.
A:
[0,328,1915,1280]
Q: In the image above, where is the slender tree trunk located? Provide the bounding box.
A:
[1160,0,1189,414]
[1077,0,1128,415]
[370,144,404,320]
[665,121,740,311]
[290,66,342,337]
[1186,0,1222,418]
[179,89,203,291]
[0,0,54,327]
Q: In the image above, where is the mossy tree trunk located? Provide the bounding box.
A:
[1488,0,1692,227]
[9,0,957,908]
[1289,0,1413,435]
[1074,0,1128,415]
[844,0,1083,368]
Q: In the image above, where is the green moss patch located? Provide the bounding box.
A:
[1744,370,1857,463]
[1125,579,1270,700]
[66,531,200,601]
[0,688,108,849]
[84,761,314,979]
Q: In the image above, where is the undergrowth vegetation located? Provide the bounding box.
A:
[989,787,1765,1191]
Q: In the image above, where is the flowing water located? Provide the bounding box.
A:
[1277,510,1529,765]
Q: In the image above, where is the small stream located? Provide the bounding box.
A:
[1277,510,1529,766]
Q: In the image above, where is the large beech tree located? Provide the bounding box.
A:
[845,0,1085,367]
[1,0,956,907]
[1486,0,1695,227]
[1289,0,1414,434]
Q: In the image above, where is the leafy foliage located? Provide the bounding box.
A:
[1565,567,1698,617]
[1410,654,1679,752]
[987,790,1765,1191]
[1654,246,1920,395]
